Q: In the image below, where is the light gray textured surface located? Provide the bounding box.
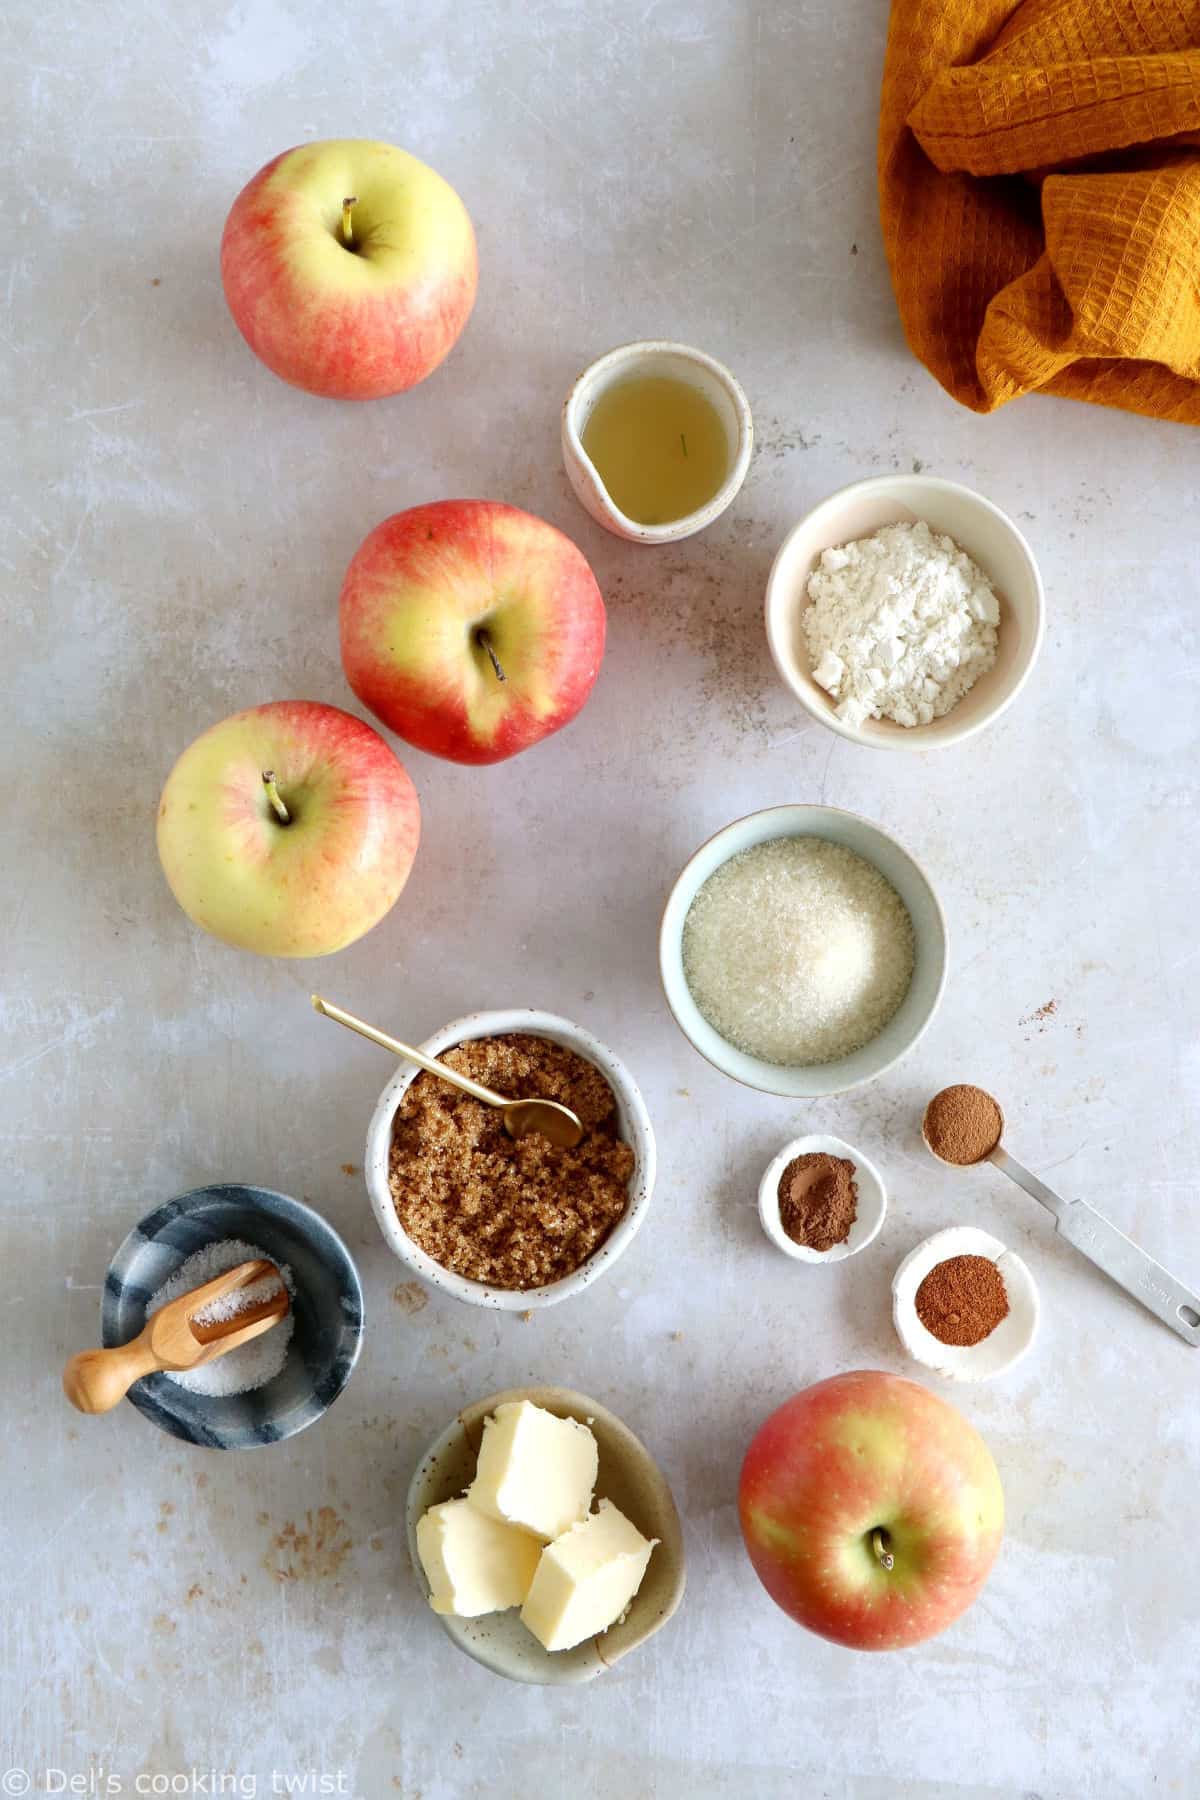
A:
[3,2,1198,1797]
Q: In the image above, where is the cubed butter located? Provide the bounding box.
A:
[415,1498,541,1618]
[520,1498,658,1653]
[468,1400,598,1541]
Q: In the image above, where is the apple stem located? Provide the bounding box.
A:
[261,771,291,825]
[341,195,357,247]
[476,628,507,683]
[871,1528,895,1572]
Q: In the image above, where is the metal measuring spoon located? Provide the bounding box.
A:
[922,1085,1200,1347]
[311,996,585,1149]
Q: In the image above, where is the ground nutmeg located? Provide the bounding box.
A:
[776,1152,858,1252]
[915,1253,1009,1346]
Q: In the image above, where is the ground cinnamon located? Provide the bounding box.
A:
[777,1152,857,1252]
[915,1254,1009,1346]
[923,1084,1004,1165]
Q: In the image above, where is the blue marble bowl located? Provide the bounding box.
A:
[101,1184,364,1449]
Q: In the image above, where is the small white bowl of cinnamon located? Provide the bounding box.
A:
[757,1134,887,1264]
[892,1226,1039,1381]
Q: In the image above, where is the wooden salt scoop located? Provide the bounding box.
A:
[62,1259,290,1415]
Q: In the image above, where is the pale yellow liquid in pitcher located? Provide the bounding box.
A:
[581,374,729,526]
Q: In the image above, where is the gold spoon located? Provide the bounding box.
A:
[311,996,585,1149]
[62,1260,289,1414]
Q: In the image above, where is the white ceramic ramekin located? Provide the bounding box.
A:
[364,1009,655,1311]
[659,805,947,1099]
[892,1225,1040,1381]
[561,339,753,544]
[757,1134,888,1264]
[764,475,1045,750]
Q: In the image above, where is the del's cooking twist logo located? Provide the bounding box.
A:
[2,1773,349,1796]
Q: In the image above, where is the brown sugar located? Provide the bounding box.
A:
[923,1084,1004,1165]
[915,1254,1009,1346]
[387,1035,634,1290]
[776,1152,858,1252]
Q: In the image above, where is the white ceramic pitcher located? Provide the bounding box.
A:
[561,339,753,545]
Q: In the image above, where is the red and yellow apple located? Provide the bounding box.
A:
[220,139,477,399]
[738,1370,1003,1651]
[156,701,420,957]
[339,500,607,764]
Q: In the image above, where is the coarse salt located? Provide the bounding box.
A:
[682,837,915,1066]
[146,1237,295,1397]
[803,520,1000,729]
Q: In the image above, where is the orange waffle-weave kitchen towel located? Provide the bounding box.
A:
[879,0,1200,420]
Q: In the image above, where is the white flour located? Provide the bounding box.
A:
[803,521,1000,728]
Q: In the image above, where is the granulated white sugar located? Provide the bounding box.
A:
[146,1237,295,1397]
[681,837,915,1065]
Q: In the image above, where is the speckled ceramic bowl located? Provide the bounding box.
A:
[364,1009,656,1310]
[406,1385,686,1684]
[101,1184,363,1449]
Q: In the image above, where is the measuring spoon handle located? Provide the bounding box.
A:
[1055,1201,1200,1346]
[991,1149,1200,1346]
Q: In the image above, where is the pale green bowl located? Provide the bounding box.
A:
[659,804,948,1098]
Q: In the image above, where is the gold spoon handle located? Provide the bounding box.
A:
[311,996,508,1110]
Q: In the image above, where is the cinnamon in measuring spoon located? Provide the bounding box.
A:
[923,1084,1004,1166]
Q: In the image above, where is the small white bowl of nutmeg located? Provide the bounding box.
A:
[364,1009,656,1311]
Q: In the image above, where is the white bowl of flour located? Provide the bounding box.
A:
[765,475,1045,750]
